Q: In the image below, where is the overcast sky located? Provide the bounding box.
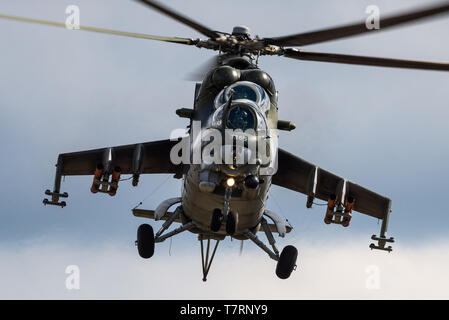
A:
[0,0,448,299]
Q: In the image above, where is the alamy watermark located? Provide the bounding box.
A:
[65,5,80,30]
[65,265,80,290]
[365,265,381,290]
[169,121,277,175]
[366,5,380,30]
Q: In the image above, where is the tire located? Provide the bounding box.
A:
[137,224,155,259]
[276,245,298,279]
[226,211,239,236]
[210,208,223,232]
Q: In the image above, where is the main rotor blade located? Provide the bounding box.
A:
[266,2,449,47]
[136,0,221,39]
[0,13,194,44]
[283,49,449,71]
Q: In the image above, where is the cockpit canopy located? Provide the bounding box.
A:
[209,81,271,133]
[226,104,256,131]
[230,84,258,102]
[214,81,270,114]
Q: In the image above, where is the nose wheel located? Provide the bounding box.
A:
[210,208,239,236]
[210,183,240,235]
[210,208,223,232]
[225,211,238,236]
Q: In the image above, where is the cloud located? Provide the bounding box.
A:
[1,238,448,299]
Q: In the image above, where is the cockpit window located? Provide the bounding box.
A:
[231,85,257,102]
[214,81,271,114]
[226,105,255,131]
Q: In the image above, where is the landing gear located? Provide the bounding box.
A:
[210,209,239,235]
[244,217,298,280]
[226,211,238,236]
[210,208,223,232]
[276,245,298,279]
[136,207,195,259]
[210,183,239,235]
[137,224,155,259]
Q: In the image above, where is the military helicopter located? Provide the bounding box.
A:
[3,0,449,281]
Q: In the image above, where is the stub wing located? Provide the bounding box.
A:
[43,139,183,207]
[272,148,394,251]
[56,139,180,176]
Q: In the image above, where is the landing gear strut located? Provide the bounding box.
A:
[136,206,195,259]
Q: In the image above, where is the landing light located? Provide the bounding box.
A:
[226,177,235,188]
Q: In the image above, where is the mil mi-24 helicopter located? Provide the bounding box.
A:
[3,0,449,281]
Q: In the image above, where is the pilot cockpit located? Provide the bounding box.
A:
[226,104,255,131]
[209,81,271,132]
[229,84,257,102]
[214,81,270,114]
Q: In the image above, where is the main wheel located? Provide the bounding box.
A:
[137,224,155,259]
[210,208,223,232]
[276,245,298,279]
[226,211,238,236]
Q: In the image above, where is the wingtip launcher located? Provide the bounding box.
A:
[370,205,395,252]
[42,156,68,208]
[43,189,68,208]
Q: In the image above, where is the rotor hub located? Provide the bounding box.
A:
[232,26,251,39]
